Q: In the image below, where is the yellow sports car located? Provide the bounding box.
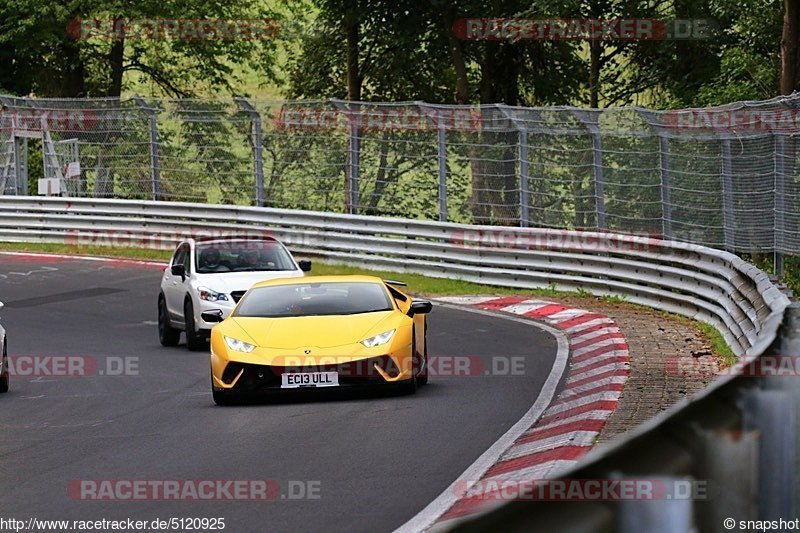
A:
[202,275,432,405]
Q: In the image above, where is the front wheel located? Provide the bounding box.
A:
[417,330,428,387]
[212,372,237,406]
[212,387,236,406]
[399,331,418,395]
[158,296,180,347]
[0,341,9,393]
[184,299,208,352]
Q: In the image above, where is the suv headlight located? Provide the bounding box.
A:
[224,336,256,353]
[361,329,396,348]
[198,286,229,302]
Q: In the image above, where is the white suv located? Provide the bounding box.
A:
[158,237,310,350]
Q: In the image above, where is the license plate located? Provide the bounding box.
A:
[281,372,339,389]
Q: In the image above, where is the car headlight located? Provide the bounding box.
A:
[224,336,256,353]
[361,329,396,347]
[198,286,229,302]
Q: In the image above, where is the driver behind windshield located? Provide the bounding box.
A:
[237,250,262,270]
[199,249,230,272]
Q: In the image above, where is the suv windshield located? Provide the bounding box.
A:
[234,282,393,318]
[195,240,296,274]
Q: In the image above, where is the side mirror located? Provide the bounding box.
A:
[171,264,186,280]
[201,309,224,323]
[408,300,432,316]
[298,260,312,272]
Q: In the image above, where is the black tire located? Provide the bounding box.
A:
[212,387,237,406]
[158,295,180,347]
[184,299,208,352]
[400,330,418,395]
[212,372,237,406]
[417,328,429,387]
[0,340,8,394]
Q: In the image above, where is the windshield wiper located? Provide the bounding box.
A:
[337,308,392,315]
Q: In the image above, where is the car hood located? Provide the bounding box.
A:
[230,311,398,349]
[194,271,303,294]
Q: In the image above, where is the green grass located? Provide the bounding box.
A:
[0,242,174,262]
[694,322,737,366]
[0,241,736,364]
[599,294,629,305]
[666,312,736,366]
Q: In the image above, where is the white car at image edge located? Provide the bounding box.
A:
[0,301,7,393]
[158,237,311,350]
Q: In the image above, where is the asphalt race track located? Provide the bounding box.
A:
[0,254,560,532]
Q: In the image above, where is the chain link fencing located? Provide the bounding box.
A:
[0,93,798,260]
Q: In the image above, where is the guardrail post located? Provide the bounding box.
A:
[133,96,161,201]
[437,124,447,222]
[618,477,694,533]
[721,137,735,252]
[774,133,787,278]
[695,426,759,529]
[235,98,265,207]
[658,135,673,239]
[763,302,800,514]
[743,389,796,519]
[571,110,605,230]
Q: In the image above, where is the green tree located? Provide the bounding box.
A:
[0,0,282,97]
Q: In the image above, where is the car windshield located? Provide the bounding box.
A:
[234,282,393,318]
[195,240,296,274]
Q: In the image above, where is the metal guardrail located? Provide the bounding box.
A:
[0,196,788,356]
[0,195,793,530]
[452,303,800,532]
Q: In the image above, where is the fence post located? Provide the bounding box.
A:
[571,110,605,230]
[12,137,27,196]
[133,96,161,201]
[494,105,531,227]
[721,137,735,252]
[349,119,361,215]
[774,133,786,278]
[658,135,673,239]
[234,98,265,207]
[518,128,529,227]
[331,99,360,214]
[437,124,448,222]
